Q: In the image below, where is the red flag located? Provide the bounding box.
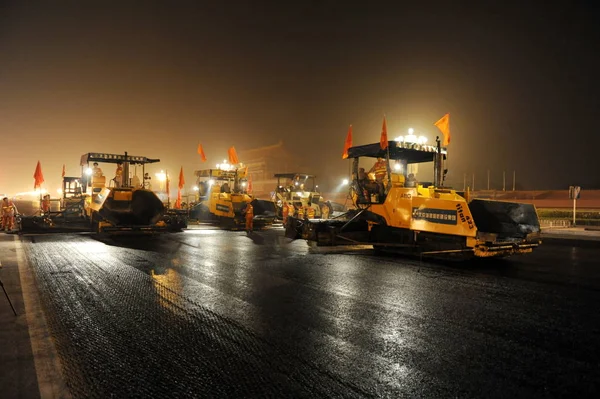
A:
[178,166,185,189]
[247,174,253,194]
[380,117,388,150]
[228,146,239,164]
[33,161,45,189]
[197,143,207,162]
[342,125,353,159]
[434,113,451,146]
[61,164,66,178]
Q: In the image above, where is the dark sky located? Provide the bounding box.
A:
[1,1,599,194]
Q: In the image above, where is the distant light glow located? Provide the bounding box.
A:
[208,179,215,186]
[342,179,349,185]
[394,163,401,171]
[408,128,414,134]
[405,134,417,143]
[85,167,93,176]
[192,186,199,191]
[155,171,167,182]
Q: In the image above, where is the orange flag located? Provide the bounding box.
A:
[342,125,353,159]
[228,146,239,164]
[434,113,451,146]
[61,164,66,178]
[178,166,185,189]
[380,116,388,150]
[33,161,45,189]
[197,143,207,162]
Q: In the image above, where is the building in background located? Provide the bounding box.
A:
[238,141,311,199]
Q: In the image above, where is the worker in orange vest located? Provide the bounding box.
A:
[2,197,18,231]
[282,201,289,225]
[245,203,254,233]
[306,205,315,219]
[321,203,330,219]
[41,194,51,214]
[296,205,304,220]
[369,157,387,183]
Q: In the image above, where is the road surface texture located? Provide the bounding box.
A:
[19,228,600,398]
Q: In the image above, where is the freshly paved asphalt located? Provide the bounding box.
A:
[2,227,599,398]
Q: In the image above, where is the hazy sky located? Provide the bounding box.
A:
[1,1,599,195]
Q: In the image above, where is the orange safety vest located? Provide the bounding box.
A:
[372,160,387,180]
[2,201,15,214]
[307,206,315,219]
[297,206,304,219]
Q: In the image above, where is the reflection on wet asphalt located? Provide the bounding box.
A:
[22,229,600,398]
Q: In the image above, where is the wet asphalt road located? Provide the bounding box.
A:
[21,228,600,398]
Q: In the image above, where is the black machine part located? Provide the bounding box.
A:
[98,189,165,226]
[468,199,541,240]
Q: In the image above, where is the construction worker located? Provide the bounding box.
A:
[369,157,387,183]
[114,162,123,187]
[282,201,289,225]
[92,162,103,177]
[296,204,304,219]
[245,203,254,233]
[288,203,295,222]
[321,202,330,219]
[41,194,51,214]
[306,205,315,219]
[406,173,418,187]
[2,197,18,232]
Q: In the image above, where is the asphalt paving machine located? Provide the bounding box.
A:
[273,173,324,219]
[285,139,542,260]
[19,152,187,234]
[189,163,277,229]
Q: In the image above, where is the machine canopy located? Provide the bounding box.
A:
[347,141,446,164]
[80,152,160,166]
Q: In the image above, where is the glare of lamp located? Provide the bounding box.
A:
[408,127,414,134]
[208,179,215,186]
[394,163,401,171]
[242,182,247,187]
[342,179,349,185]
[404,134,417,144]
[57,188,63,194]
[193,186,199,191]
[417,136,428,145]
[85,167,93,176]
[155,171,167,182]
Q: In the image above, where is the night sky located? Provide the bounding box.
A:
[1,1,599,195]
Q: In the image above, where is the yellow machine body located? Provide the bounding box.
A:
[286,140,541,260]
